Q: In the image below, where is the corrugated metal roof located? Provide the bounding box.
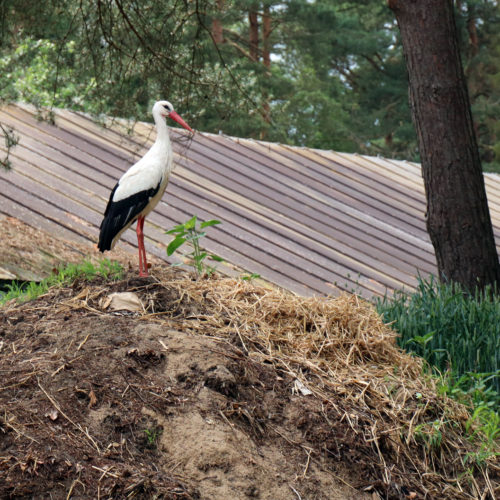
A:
[1,102,500,299]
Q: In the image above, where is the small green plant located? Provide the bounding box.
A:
[439,370,500,411]
[241,273,261,281]
[0,259,122,305]
[414,419,444,451]
[466,405,500,443]
[143,428,159,448]
[166,216,223,276]
[463,406,500,466]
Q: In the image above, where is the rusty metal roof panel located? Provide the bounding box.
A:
[2,102,499,298]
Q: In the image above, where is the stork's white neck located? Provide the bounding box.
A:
[146,105,174,178]
[152,109,170,147]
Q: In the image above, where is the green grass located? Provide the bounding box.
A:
[376,276,499,394]
[0,259,123,305]
[376,276,500,451]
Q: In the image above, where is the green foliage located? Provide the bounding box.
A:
[0,38,95,111]
[282,0,415,157]
[463,405,500,466]
[440,370,500,411]
[376,276,500,438]
[0,259,122,305]
[0,0,424,158]
[437,370,500,460]
[455,0,500,172]
[166,216,223,276]
[1,1,500,169]
[414,419,444,451]
[376,276,499,393]
[376,276,500,453]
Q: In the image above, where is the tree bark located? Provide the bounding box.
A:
[249,6,259,61]
[262,5,271,69]
[466,12,479,57]
[261,4,271,129]
[388,0,500,292]
[211,0,224,45]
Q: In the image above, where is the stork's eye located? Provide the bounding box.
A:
[163,104,171,111]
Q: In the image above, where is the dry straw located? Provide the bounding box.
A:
[142,272,498,499]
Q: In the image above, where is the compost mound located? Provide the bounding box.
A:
[0,267,498,499]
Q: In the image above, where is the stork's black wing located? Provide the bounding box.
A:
[98,181,160,252]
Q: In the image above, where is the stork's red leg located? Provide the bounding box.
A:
[136,216,148,277]
[136,217,144,276]
[140,219,149,275]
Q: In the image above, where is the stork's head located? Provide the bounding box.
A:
[153,100,194,133]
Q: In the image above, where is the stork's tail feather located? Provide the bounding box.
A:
[98,217,115,252]
[98,209,134,252]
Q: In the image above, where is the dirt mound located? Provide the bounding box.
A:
[0,216,159,281]
[1,268,498,499]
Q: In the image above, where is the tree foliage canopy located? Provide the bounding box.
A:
[1,0,500,171]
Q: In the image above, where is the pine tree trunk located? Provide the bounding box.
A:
[249,7,259,62]
[211,0,224,45]
[388,0,500,292]
[262,5,271,69]
[212,18,223,44]
[261,4,271,129]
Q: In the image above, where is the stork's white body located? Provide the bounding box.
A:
[107,115,174,249]
[98,100,193,276]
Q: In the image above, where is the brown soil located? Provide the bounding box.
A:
[0,219,498,500]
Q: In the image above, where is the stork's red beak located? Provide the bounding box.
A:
[168,111,194,134]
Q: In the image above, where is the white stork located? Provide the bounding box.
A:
[98,100,193,276]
